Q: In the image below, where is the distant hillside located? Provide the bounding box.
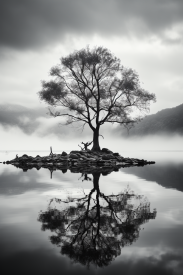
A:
[123,103,183,136]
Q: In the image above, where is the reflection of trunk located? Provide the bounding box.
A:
[92,128,100,151]
[93,173,101,235]
[93,173,100,191]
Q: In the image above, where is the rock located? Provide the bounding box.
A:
[101,148,113,154]
[69,154,79,159]
[97,160,105,165]
[113,152,119,157]
[60,158,68,162]
[61,151,67,156]
[32,159,39,163]
[22,154,29,158]
[70,150,80,155]
[87,157,97,162]
[102,155,113,160]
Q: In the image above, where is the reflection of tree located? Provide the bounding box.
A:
[38,173,156,268]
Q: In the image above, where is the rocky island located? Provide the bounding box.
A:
[3,148,155,175]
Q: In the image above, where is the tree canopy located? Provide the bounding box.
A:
[38,46,156,150]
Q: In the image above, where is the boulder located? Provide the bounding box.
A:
[113,152,119,157]
[102,154,113,160]
[101,148,113,154]
[70,150,80,155]
[69,154,79,159]
[61,151,67,156]
[87,157,97,162]
[22,154,29,158]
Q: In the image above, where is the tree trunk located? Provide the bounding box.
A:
[92,128,100,151]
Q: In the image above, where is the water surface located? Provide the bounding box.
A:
[0,151,183,275]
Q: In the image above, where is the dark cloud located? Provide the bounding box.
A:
[1,0,183,50]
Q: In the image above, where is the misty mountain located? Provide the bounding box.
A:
[123,103,183,136]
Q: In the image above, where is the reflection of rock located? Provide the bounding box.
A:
[38,173,157,268]
[4,149,155,174]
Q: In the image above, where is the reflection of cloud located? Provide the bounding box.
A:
[100,250,183,275]
[1,0,183,50]
[0,168,61,196]
[0,247,70,275]
[0,243,183,275]
[1,237,183,275]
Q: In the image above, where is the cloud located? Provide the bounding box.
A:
[0,104,92,139]
[0,104,46,134]
[1,0,183,50]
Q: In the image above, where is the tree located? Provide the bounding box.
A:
[38,46,156,151]
[38,172,157,268]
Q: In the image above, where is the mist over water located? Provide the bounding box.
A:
[106,133,183,152]
[1,133,183,160]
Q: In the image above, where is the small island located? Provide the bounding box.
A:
[4,148,155,174]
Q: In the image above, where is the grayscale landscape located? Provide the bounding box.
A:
[0,1,183,275]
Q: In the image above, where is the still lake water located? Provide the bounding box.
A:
[0,150,183,275]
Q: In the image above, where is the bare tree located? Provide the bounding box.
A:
[38,46,156,151]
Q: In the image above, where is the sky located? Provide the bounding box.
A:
[0,0,183,151]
